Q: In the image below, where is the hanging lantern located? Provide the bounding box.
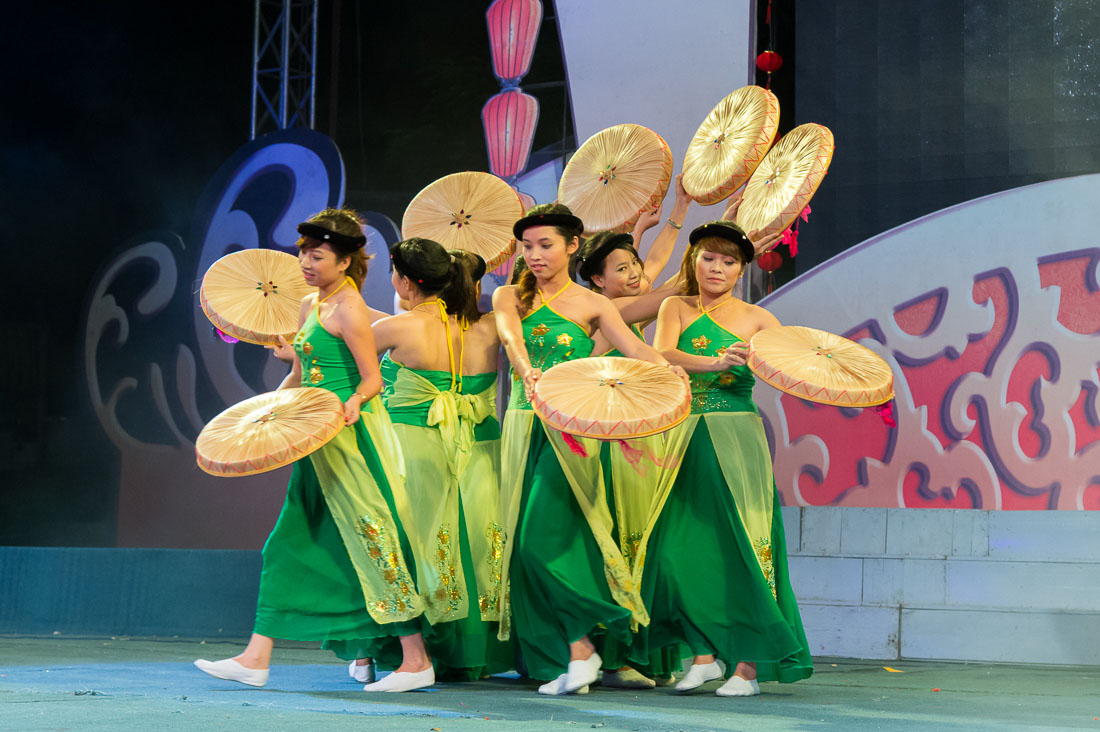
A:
[756,248,783,293]
[757,249,782,273]
[482,89,540,181]
[756,51,783,73]
[486,0,543,86]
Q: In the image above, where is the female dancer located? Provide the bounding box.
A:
[365,239,510,684]
[492,203,688,696]
[579,174,693,357]
[194,208,430,690]
[638,220,812,696]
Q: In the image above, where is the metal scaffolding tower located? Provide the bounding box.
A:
[251,0,318,139]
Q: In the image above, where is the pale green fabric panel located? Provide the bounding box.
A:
[308,399,424,624]
[703,412,777,595]
[495,410,535,640]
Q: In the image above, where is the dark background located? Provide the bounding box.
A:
[792,0,1100,274]
[2,1,1097,547]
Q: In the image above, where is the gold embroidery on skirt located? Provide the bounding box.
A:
[355,514,416,615]
[479,521,505,614]
[433,526,461,613]
[753,536,776,598]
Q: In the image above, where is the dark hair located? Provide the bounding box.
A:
[509,254,528,285]
[515,202,583,315]
[679,231,751,297]
[390,238,479,324]
[451,249,487,283]
[577,230,640,291]
[295,208,372,289]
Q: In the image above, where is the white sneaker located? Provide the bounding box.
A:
[538,672,590,695]
[563,652,601,693]
[362,667,435,692]
[716,675,760,697]
[194,658,269,687]
[674,661,723,692]
[348,659,375,684]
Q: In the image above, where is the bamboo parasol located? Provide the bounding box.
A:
[682,86,780,206]
[195,387,346,477]
[200,249,314,346]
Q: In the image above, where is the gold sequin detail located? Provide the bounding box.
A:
[530,323,550,337]
[479,522,505,614]
[753,536,776,598]
[433,526,461,614]
[556,333,573,346]
[309,366,324,384]
[355,514,417,616]
[692,335,711,351]
[302,341,313,355]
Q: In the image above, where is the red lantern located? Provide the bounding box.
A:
[757,250,782,272]
[482,89,540,180]
[756,51,783,73]
[486,0,543,86]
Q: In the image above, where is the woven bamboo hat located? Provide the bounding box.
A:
[531,357,690,439]
[195,388,346,477]
[682,86,780,206]
[402,171,526,270]
[747,326,893,407]
[736,123,834,237]
[558,123,674,235]
[199,249,314,346]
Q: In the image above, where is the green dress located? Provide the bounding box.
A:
[254,308,425,660]
[632,311,813,683]
[378,351,512,680]
[497,296,645,681]
[593,323,689,679]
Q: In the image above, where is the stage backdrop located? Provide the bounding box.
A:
[84,130,400,549]
[756,173,1100,511]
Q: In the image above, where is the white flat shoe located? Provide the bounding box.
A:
[674,661,723,692]
[601,667,656,689]
[194,658,269,687]
[538,672,590,695]
[563,652,601,693]
[362,667,435,692]
[348,659,375,684]
[716,675,760,697]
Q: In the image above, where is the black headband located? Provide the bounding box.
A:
[297,222,367,249]
[512,212,584,240]
[689,221,755,263]
[578,233,636,282]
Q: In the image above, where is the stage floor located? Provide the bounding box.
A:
[1,637,1096,731]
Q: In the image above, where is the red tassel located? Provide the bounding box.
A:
[562,432,588,457]
[874,403,897,428]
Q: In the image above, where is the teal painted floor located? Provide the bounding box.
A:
[0,637,1097,731]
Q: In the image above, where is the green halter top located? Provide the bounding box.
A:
[678,310,757,414]
[508,285,594,410]
[379,301,500,440]
[292,306,373,410]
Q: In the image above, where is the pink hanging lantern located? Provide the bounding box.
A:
[486,0,543,86]
[482,89,540,181]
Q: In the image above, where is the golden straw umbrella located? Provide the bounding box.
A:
[195,388,346,477]
[747,326,894,407]
[682,86,780,206]
[531,357,691,439]
[402,171,526,270]
[200,249,315,346]
[558,123,674,235]
[736,123,834,237]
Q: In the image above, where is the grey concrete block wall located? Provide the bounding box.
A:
[782,507,1100,665]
